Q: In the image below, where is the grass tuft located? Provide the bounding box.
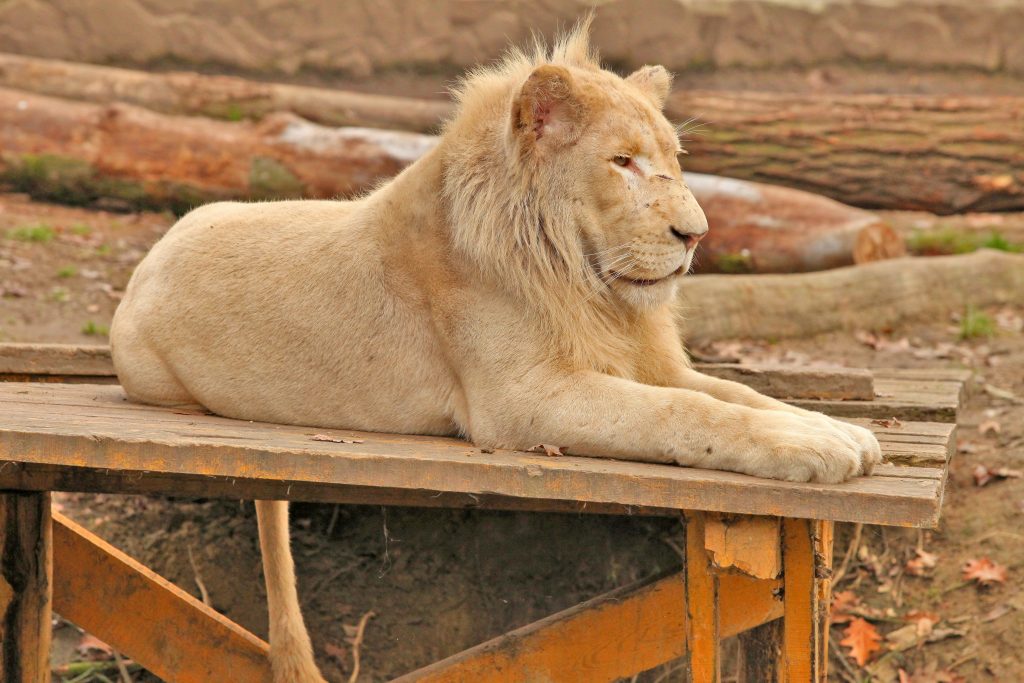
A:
[908,228,1023,256]
[57,265,77,278]
[81,320,110,337]
[960,306,995,340]
[6,223,55,242]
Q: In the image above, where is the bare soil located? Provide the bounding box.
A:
[4,193,1021,682]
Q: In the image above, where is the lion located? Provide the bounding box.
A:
[110,21,881,683]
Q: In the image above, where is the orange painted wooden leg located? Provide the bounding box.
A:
[685,512,720,682]
[781,519,834,682]
[0,491,52,683]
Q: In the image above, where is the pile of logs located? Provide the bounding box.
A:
[3,53,1022,214]
[2,52,1022,283]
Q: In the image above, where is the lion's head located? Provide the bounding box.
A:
[443,20,707,315]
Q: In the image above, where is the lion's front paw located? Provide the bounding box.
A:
[745,412,866,484]
[803,414,883,477]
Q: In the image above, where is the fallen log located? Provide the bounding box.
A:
[0,52,449,133]
[0,87,901,272]
[1,53,1019,213]
[670,91,1024,215]
[678,249,1024,343]
[0,87,437,214]
[687,173,904,273]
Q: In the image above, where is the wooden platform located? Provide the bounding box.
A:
[0,344,966,683]
[0,382,952,527]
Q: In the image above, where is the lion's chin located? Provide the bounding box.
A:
[609,265,686,310]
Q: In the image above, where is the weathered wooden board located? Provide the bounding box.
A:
[0,345,968,422]
[394,568,781,682]
[0,344,113,376]
[705,514,781,580]
[0,384,949,526]
[52,512,272,683]
[699,363,874,400]
[0,492,51,683]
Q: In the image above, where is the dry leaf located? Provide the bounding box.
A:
[900,666,967,683]
[980,603,1012,623]
[840,617,883,666]
[528,444,566,456]
[324,641,347,664]
[871,417,903,428]
[311,434,364,444]
[905,549,939,576]
[76,633,114,660]
[830,590,861,623]
[977,419,1001,436]
[963,557,1008,587]
[973,464,1022,487]
[983,383,1023,404]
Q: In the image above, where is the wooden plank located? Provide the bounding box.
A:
[394,569,781,682]
[686,513,720,682]
[704,515,781,580]
[0,384,948,527]
[697,364,874,400]
[0,374,117,384]
[0,344,113,376]
[739,620,782,683]
[51,512,272,683]
[0,492,51,683]
[3,464,679,517]
[781,519,833,682]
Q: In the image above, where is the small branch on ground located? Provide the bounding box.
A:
[347,610,376,683]
[187,544,211,607]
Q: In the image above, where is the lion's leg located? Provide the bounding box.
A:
[465,369,877,484]
[255,500,327,683]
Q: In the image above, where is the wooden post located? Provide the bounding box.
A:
[685,512,720,682]
[0,492,52,683]
[781,518,834,682]
[738,619,782,682]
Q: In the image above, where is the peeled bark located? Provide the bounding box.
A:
[0,87,437,214]
[2,52,1020,213]
[678,250,1024,343]
[0,52,449,133]
[686,173,904,273]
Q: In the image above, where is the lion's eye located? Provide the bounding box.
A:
[613,155,632,167]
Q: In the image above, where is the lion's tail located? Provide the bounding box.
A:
[256,500,327,683]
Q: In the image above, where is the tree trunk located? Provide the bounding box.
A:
[687,173,904,273]
[0,52,449,133]
[669,91,1024,215]
[678,249,1024,343]
[2,52,1020,213]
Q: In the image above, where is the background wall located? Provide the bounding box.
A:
[2,0,1023,77]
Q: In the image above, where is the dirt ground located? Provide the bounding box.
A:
[3,191,1021,682]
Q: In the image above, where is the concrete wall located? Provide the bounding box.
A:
[1,0,1022,76]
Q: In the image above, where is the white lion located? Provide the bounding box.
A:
[111,21,880,683]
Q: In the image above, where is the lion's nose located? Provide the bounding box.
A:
[669,225,708,248]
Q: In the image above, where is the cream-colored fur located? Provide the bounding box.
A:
[111,21,881,682]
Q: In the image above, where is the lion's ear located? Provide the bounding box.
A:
[512,65,584,150]
[626,65,672,109]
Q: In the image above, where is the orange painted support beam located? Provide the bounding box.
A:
[686,513,720,681]
[395,568,781,682]
[781,519,834,682]
[51,512,272,683]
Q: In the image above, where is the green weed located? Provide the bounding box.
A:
[6,224,55,242]
[81,320,109,337]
